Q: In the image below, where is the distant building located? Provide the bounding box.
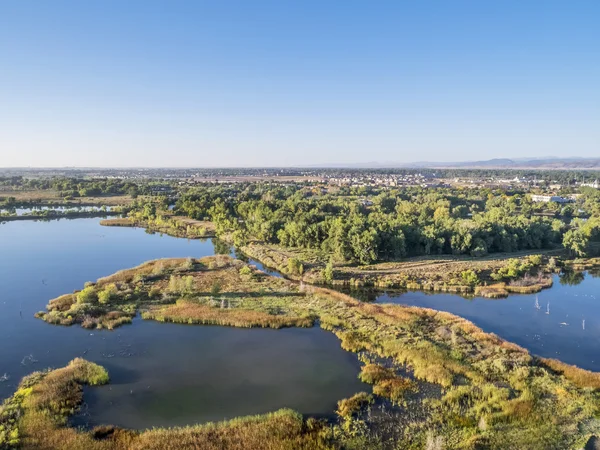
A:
[582,180,600,188]
[531,195,572,203]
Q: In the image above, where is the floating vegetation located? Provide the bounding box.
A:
[20,354,38,366]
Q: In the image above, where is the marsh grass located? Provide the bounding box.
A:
[3,359,332,450]
[100,216,215,239]
[539,357,600,389]
[358,364,417,404]
[35,255,600,448]
[238,241,564,298]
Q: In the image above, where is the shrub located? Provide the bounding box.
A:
[239,266,253,279]
[287,258,304,276]
[168,275,195,295]
[76,286,97,304]
[98,284,118,304]
[460,269,479,287]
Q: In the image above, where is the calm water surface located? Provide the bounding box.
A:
[0,218,364,428]
[375,275,600,371]
[1,206,112,216]
[4,217,600,428]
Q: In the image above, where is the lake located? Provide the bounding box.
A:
[0,206,113,216]
[0,218,365,428]
[374,273,600,371]
[4,217,600,429]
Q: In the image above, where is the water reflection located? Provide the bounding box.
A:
[372,272,600,371]
[0,218,364,427]
[560,269,586,286]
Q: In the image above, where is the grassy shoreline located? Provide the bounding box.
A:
[0,358,329,450]
[99,218,598,298]
[34,255,600,448]
[100,216,215,239]
[235,240,564,298]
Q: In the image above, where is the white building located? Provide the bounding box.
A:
[531,195,572,203]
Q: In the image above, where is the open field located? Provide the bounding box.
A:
[33,255,600,449]
[0,190,136,206]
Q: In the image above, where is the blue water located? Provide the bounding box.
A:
[375,275,600,370]
[3,217,600,429]
[0,206,112,216]
[0,218,364,428]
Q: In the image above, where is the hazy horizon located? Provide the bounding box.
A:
[2,1,599,167]
[4,155,600,170]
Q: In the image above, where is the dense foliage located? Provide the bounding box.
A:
[169,184,600,264]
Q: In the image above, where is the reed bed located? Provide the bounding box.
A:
[1,359,331,450]
[32,254,600,449]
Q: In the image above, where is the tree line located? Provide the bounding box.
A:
[162,183,600,264]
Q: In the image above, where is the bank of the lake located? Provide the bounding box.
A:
[35,253,600,448]
[372,270,600,372]
[0,219,363,428]
[100,216,215,239]
[6,217,600,448]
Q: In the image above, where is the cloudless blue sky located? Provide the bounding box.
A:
[1,0,598,167]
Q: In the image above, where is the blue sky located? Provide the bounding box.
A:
[1,0,598,167]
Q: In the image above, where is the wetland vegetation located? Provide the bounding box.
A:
[0,358,330,450]
[5,174,600,449]
[99,182,600,298]
[32,254,600,449]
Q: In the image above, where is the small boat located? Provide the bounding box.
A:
[546,302,550,315]
[534,296,541,310]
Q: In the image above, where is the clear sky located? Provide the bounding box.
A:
[1,1,599,167]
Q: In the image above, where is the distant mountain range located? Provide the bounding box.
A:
[316,157,600,170]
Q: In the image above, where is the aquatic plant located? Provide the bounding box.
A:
[1,360,332,450]
[35,255,600,448]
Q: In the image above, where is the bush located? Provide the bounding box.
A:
[287,258,304,276]
[76,286,97,304]
[168,275,195,295]
[98,284,118,304]
[239,266,254,279]
[460,269,479,287]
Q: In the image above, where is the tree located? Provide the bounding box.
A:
[563,229,588,257]
[211,281,222,297]
[322,262,334,284]
[287,258,304,276]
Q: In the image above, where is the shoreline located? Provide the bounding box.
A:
[26,254,600,448]
[100,216,216,239]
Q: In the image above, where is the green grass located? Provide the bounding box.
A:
[1,359,332,450]
[34,254,600,448]
[100,215,215,239]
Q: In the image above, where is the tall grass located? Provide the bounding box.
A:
[32,254,600,449]
[4,359,333,450]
